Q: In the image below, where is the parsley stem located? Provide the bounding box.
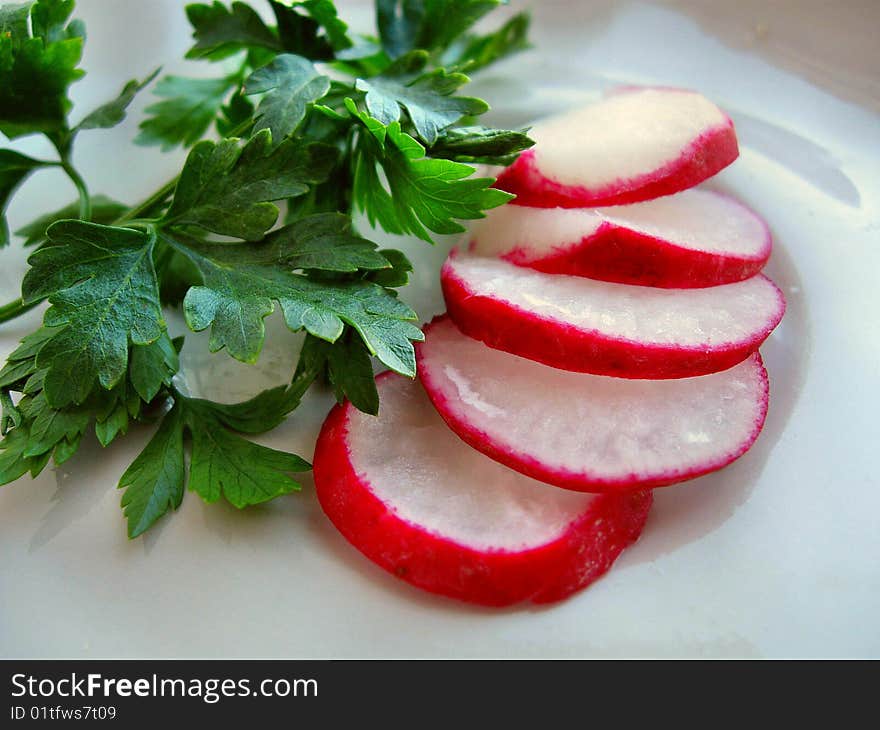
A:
[114,119,254,226]
[115,179,179,224]
[60,159,91,221]
[120,217,161,228]
[0,298,39,325]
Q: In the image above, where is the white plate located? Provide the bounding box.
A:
[1,0,878,658]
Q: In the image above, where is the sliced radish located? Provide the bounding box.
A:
[418,316,769,493]
[313,373,652,606]
[441,253,785,378]
[495,88,738,208]
[468,189,771,288]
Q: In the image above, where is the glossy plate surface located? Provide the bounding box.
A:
[1,0,877,657]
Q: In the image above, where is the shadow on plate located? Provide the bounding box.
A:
[27,432,118,552]
[731,112,860,207]
[623,204,811,566]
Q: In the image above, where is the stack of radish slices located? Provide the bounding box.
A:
[314,87,785,607]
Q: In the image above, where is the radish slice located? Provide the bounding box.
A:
[441,253,785,378]
[313,373,652,606]
[418,317,769,493]
[468,189,771,288]
[495,88,738,208]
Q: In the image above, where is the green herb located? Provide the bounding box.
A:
[348,99,513,240]
[356,50,488,145]
[165,230,422,370]
[441,11,531,72]
[75,69,161,132]
[134,75,241,150]
[0,0,84,142]
[21,221,167,407]
[15,195,127,246]
[1,149,52,245]
[186,1,283,59]
[244,53,331,143]
[161,131,337,238]
[0,0,533,537]
[120,388,311,538]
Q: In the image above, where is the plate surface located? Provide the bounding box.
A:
[1,0,878,658]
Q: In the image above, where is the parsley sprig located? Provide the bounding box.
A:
[0,0,533,537]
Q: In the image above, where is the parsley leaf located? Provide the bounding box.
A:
[298,330,380,414]
[0,325,157,488]
[270,0,330,60]
[74,68,160,131]
[202,382,308,435]
[269,0,352,60]
[185,1,281,59]
[0,388,21,435]
[0,327,57,380]
[186,397,308,506]
[30,0,84,43]
[356,50,487,145]
[21,221,165,407]
[0,0,84,139]
[14,195,127,246]
[0,4,32,40]
[244,54,330,146]
[443,11,530,72]
[164,232,422,374]
[0,358,37,391]
[347,99,512,241]
[129,332,180,403]
[119,389,310,538]
[266,212,391,273]
[118,400,185,538]
[135,75,238,150]
[293,0,352,52]
[0,427,32,484]
[376,0,501,57]
[94,400,130,447]
[1,149,50,246]
[5,395,86,470]
[428,125,534,165]
[216,91,255,137]
[156,248,202,307]
[162,131,336,239]
[375,0,422,57]
[18,388,90,458]
[367,248,412,288]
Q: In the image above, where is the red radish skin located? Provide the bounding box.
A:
[441,253,785,379]
[495,88,738,208]
[313,373,652,607]
[468,190,772,288]
[417,317,770,494]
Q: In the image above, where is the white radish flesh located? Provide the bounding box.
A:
[495,88,738,207]
[313,373,652,606]
[441,253,785,378]
[418,317,769,492]
[467,189,771,287]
